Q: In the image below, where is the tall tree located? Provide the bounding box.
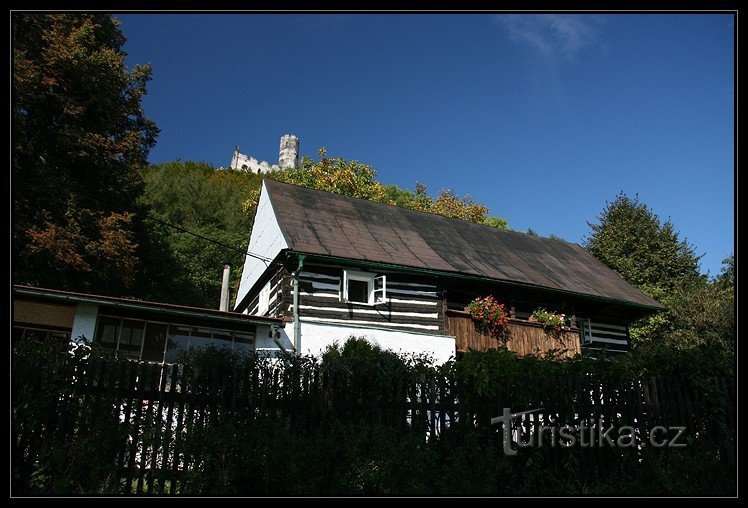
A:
[12,14,158,293]
[585,193,704,302]
[584,193,724,351]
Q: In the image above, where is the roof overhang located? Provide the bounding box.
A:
[13,285,285,328]
[286,251,666,313]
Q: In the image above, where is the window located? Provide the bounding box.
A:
[141,323,168,363]
[165,325,191,363]
[342,270,386,305]
[258,281,271,315]
[94,316,256,364]
[96,316,120,350]
[233,331,255,355]
[189,327,218,350]
[347,278,369,303]
[117,320,146,360]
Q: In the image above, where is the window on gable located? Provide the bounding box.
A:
[343,270,386,305]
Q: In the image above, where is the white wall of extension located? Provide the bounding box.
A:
[70,303,99,344]
[291,320,456,365]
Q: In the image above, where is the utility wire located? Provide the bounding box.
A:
[144,213,272,264]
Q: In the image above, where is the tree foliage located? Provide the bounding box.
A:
[658,259,734,352]
[585,193,704,301]
[12,14,158,293]
[142,161,263,233]
[585,193,733,357]
[245,148,509,229]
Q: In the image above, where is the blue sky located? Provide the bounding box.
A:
[118,13,734,277]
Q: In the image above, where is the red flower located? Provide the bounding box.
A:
[468,295,508,342]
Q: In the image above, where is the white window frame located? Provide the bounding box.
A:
[257,281,271,315]
[373,275,387,304]
[342,270,387,306]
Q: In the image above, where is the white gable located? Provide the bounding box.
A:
[235,180,288,311]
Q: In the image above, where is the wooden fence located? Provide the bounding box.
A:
[12,353,735,495]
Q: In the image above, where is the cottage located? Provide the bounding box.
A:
[13,285,284,363]
[234,179,664,364]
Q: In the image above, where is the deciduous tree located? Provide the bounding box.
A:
[12,14,158,292]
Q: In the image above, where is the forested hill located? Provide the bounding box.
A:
[138,161,264,309]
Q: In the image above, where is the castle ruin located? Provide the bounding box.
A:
[229,134,299,174]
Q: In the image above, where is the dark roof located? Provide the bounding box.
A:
[13,285,284,326]
[264,179,664,310]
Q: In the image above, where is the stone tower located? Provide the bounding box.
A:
[278,134,299,169]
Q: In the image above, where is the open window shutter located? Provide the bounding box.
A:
[341,270,348,302]
[373,275,387,304]
[580,318,592,344]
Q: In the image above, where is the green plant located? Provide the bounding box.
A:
[467,296,509,342]
[530,308,571,331]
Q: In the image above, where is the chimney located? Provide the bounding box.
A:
[219,263,231,311]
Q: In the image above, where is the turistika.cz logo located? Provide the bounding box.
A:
[492,407,687,456]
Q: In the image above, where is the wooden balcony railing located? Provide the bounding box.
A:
[445,309,581,359]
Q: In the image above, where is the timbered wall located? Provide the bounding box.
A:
[577,319,630,354]
[294,263,445,334]
[246,263,288,318]
[240,258,634,356]
[445,310,581,358]
[442,279,632,354]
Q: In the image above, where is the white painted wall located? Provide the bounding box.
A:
[235,180,289,310]
[70,303,99,344]
[298,320,456,365]
[252,320,455,364]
